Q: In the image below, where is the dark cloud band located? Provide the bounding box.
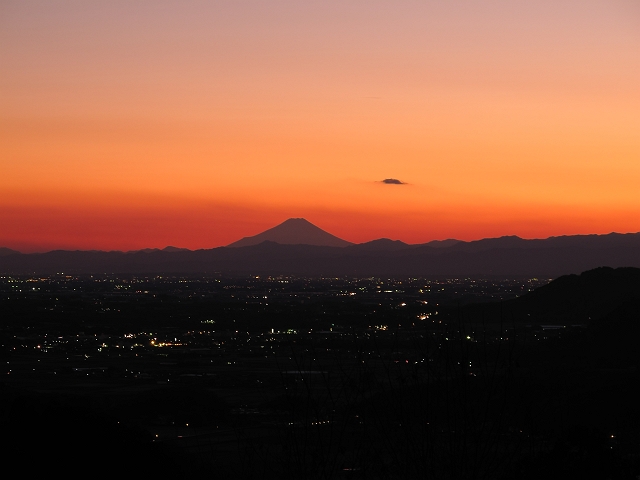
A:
[381,178,406,185]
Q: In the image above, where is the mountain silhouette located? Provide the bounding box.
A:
[422,239,461,248]
[507,266,640,321]
[2,230,640,276]
[227,218,352,248]
[347,238,413,252]
[162,246,191,252]
[459,266,640,326]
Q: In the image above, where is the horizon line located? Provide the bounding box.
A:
[3,229,639,255]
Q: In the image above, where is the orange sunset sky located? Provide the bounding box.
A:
[1,1,639,252]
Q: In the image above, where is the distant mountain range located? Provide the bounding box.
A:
[1,218,639,276]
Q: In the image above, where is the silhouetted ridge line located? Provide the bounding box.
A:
[227,218,352,248]
[459,266,640,325]
[1,231,639,276]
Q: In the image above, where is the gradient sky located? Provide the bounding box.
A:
[1,1,639,251]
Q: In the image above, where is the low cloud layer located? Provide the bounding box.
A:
[381,178,406,185]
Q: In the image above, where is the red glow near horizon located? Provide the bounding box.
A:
[2,197,638,253]
[1,2,639,252]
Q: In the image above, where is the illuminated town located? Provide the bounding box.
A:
[5,272,636,478]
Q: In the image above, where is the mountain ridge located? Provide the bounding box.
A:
[227,218,353,248]
[2,233,640,276]
[1,220,639,276]
[463,266,640,324]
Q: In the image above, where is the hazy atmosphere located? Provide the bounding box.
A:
[2,1,639,251]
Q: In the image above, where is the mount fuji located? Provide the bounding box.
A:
[227,218,352,248]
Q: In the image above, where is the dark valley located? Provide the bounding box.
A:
[2,267,640,478]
